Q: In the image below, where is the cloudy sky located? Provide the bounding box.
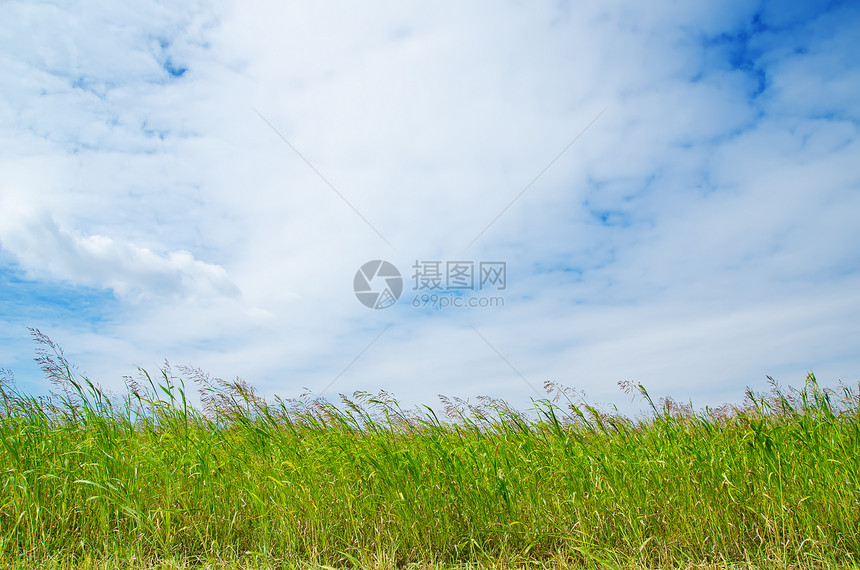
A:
[1,0,858,413]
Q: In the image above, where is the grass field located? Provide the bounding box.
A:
[0,330,858,569]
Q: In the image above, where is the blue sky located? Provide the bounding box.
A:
[1,0,858,412]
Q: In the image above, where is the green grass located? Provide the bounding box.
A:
[0,329,858,569]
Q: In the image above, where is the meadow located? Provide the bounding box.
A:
[0,329,858,569]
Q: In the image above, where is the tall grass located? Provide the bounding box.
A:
[0,329,858,568]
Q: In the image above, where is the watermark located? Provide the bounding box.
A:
[411,260,507,291]
[257,107,603,397]
[353,260,507,310]
[411,294,504,310]
[353,260,403,309]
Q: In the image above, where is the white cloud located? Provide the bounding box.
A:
[0,199,240,302]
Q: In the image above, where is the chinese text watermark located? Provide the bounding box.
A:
[354,260,507,310]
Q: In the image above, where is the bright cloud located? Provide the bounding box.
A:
[0,204,240,302]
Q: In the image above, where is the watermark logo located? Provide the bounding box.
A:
[354,260,506,310]
[353,260,403,309]
[412,261,506,291]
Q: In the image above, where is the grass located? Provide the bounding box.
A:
[0,328,858,569]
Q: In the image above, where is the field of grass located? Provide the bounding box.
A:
[0,329,858,569]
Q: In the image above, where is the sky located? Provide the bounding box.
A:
[1,0,859,414]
